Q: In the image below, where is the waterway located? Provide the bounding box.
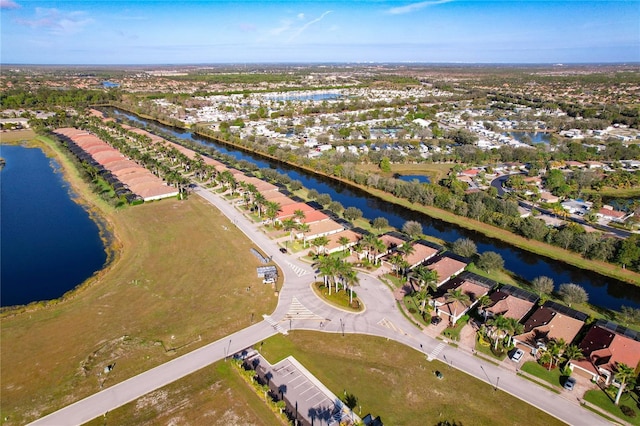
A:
[108,108,640,311]
[503,131,551,144]
[0,145,107,307]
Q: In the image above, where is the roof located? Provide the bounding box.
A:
[324,229,362,253]
[514,306,584,347]
[598,208,625,219]
[486,290,536,321]
[404,242,439,268]
[380,233,406,250]
[54,128,178,202]
[434,278,491,318]
[304,219,345,239]
[300,209,330,224]
[275,202,316,220]
[572,324,640,377]
[426,254,468,285]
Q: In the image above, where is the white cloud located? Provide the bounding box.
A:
[288,10,332,42]
[15,8,93,35]
[0,0,20,10]
[297,13,305,20]
[387,0,453,15]
[270,19,292,36]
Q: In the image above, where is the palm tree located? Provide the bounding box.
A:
[614,363,637,406]
[505,317,524,347]
[265,201,281,223]
[293,209,306,224]
[343,266,360,305]
[338,236,351,254]
[312,236,330,256]
[445,288,470,324]
[389,253,405,277]
[543,338,566,371]
[563,344,584,365]
[282,218,297,246]
[539,350,553,370]
[253,192,266,217]
[487,314,510,350]
[477,294,492,323]
[409,266,438,315]
[317,255,337,295]
[297,223,310,247]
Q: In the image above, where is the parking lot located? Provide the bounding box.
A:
[247,352,359,425]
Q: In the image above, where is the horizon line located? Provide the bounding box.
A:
[3,61,640,67]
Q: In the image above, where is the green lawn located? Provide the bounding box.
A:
[312,282,363,312]
[260,332,565,426]
[584,388,640,425]
[475,337,508,361]
[521,361,564,388]
[403,295,431,326]
[441,315,470,341]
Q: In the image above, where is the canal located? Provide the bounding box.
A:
[108,108,640,311]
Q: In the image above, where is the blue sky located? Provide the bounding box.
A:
[1,0,639,64]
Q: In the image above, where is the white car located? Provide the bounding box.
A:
[510,348,524,362]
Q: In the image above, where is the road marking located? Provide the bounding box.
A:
[262,314,288,335]
[284,297,324,321]
[377,317,405,335]
[427,343,446,361]
[286,261,310,277]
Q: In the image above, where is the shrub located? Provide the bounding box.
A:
[620,405,636,418]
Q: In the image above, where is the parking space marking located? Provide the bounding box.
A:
[305,390,325,402]
[300,385,316,395]
[294,379,309,389]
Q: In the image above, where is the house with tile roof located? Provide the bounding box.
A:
[569,321,640,385]
[513,302,586,352]
[480,285,538,322]
[432,272,496,324]
[425,253,468,287]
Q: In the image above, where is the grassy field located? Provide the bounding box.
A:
[0,128,37,143]
[83,361,283,426]
[259,332,565,426]
[358,162,455,183]
[0,138,278,425]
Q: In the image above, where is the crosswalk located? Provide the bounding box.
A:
[427,342,446,361]
[263,314,288,335]
[377,317,406,335]
[284,297,324,320]
[286,262,310,277]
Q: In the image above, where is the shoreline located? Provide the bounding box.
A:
[0,135,121,315]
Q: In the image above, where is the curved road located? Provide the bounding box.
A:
[30,186,610,426]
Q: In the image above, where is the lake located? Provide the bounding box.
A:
[107,108,640,311]
[396,174,431,184]
[0,145,107,307]
[504,131,551,144]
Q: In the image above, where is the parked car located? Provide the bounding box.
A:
[279,247,287,253]
[510,348,524,362]
[564,377,576,391]
[431,316,442,325]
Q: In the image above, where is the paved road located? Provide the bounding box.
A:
[30,186,611,426]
